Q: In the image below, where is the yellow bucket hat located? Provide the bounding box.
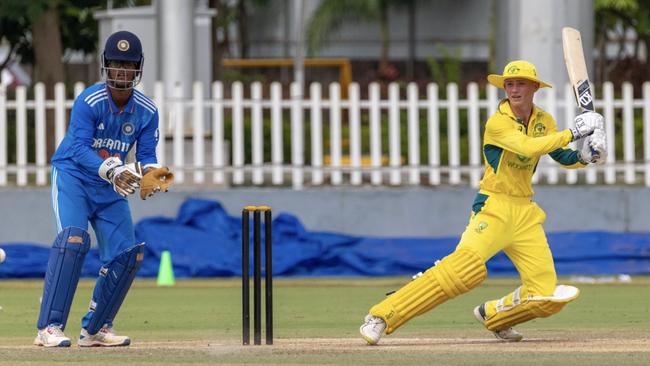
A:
[487,60,552,89]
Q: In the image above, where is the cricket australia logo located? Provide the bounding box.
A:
[475,221,488,234]
[507,66,520,75]
[122,122,135,135]
[533,122,546,137]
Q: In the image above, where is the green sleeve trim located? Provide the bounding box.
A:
[484,144,503,173]
[472,193,489,215]
[549,147,580,166]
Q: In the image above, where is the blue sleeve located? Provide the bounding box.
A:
[69,99,104,174]
[136,110,159,165]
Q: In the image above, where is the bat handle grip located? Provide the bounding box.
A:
[581,108,600,161]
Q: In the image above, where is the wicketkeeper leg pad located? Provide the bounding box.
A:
[484,285,580,331]
[82,243,145,334]
[369,248,486,334]
[37,227,91,329]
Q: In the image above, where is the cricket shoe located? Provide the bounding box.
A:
[359,314,386,345]
[78,326,131,347]
[34,325,72,347]
[473,303,523,342]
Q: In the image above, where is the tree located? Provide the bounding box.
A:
[306,0,418,74]
[209,0,270,81]
[594,0,650,82]
[210,0,235,81]
[0,0,108,156]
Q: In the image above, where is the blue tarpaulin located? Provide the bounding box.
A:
[1,198,649,278]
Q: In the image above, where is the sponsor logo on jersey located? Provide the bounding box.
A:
[122,122,135,135]
[516,154,532,163]
[92,137,131,153]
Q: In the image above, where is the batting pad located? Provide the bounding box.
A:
[485,285,580,331]
[84,243,145,334]
[369,249,486,334]
[37,227,91,329]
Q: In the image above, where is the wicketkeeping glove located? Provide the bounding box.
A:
[140,166,174,200]
[98,157,142,197]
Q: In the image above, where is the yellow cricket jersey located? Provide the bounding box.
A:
[479,99,585,198]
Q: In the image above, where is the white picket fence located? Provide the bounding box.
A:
[0,80,649,188]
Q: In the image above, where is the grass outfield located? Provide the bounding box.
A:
[0,277,649,365]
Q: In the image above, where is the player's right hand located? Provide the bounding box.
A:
[99,157,142,197]
[570,111,604,141]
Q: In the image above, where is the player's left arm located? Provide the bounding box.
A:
[136,111,174,200]
[547,115,607,167]
[545,117,586,169]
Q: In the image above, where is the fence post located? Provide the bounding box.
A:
[232,81,244,185]
[487,84,498,116]
[251,81,264,185]
[290,82,304,189]
[192,82,205,184]
[467,82,481,188]
[329,83,342,185]
[427,83,440,185]
[622,82,635,184]
[369,82,382,185]
[310,82,324,185]
[35,83,47,185]
[154,82,166,168]
[210,81,224,185]
[447,83,461,185]
[74,82,85,98]
[271,82,284,185]
[388,83,401,185]
[0,84,5,186]
[643,81,650,187]
[172,82,185,183]
[407,82,420,185]
[349,82,362,185]
[54,83,66,150]
[16,86,27,186]
[603,82,616,184]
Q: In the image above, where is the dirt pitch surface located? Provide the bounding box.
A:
[3,336,644,352]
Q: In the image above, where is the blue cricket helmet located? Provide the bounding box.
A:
[103,30,143,63]
[101,30,144,90]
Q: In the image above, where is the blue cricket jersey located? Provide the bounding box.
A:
[52,83,159,185]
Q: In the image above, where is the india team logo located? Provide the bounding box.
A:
[117,40,130,51]
[122,122,135,135]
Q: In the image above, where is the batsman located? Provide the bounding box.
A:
[34,30,174,347]
[360,60,608,344]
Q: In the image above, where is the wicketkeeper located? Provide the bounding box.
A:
[34,30,174,347]
[360,60,608,344]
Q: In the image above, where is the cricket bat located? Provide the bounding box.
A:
[562,27,594,112]
[562,26,598,157]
